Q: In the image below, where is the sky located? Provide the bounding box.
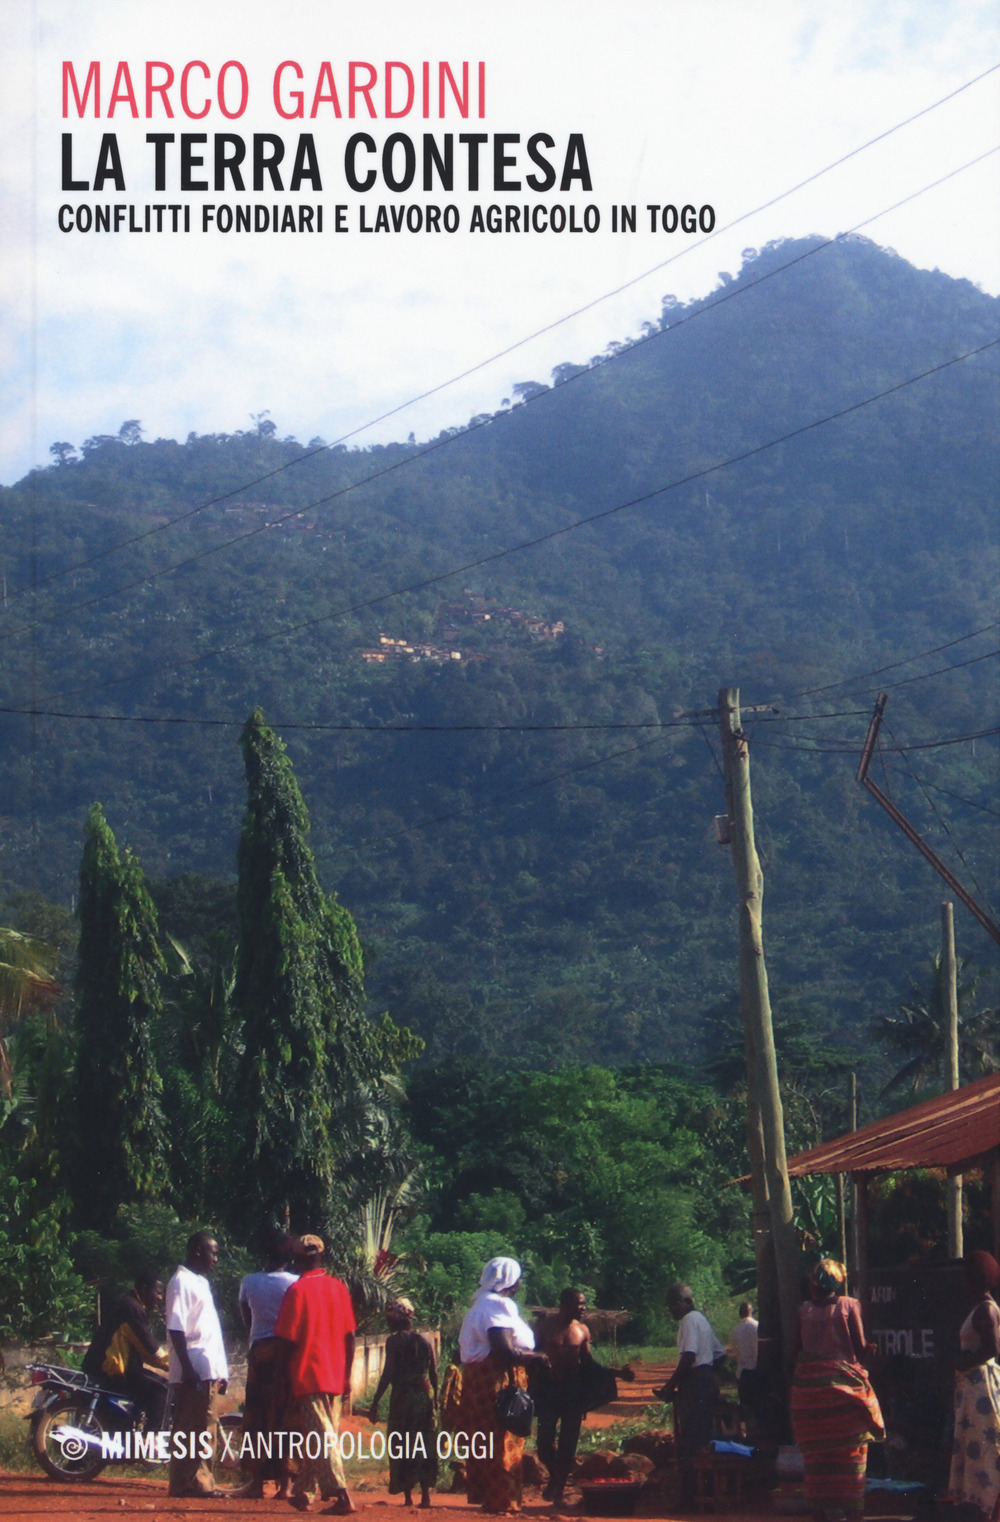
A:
[1,0,998,485]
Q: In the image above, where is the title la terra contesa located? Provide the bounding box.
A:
[56,56,717,235]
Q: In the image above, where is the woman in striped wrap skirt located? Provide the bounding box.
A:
[791,1258,884,1522]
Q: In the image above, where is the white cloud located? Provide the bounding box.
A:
[1,0,997,481]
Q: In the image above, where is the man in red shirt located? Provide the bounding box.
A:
[275,1234,357,1515]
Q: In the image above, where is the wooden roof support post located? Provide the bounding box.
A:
[853,1174,870,1308]
[847,1072,859,1281]
[943,902,963,1259]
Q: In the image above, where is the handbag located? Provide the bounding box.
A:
[495,1371,535,1436]
[580,1359,619,1413]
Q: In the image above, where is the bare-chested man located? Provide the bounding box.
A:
[535,1289,634,1506]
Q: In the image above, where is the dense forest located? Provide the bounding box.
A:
[1,235,996,1074]
[1,716,995,1348]
[0,235,998,1340]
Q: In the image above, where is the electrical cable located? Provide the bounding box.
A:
[864,648,1000,692]
[3,98,992,617]
[36,336,1000,706]
[2,701,991,871]
[12,64,1000,596]
[0,704,869,732]
[755,645,1000,720]
[345,721,1000,855]
[697,725,727,786]
[788,622,1000,701]
[5,70,996,871]
[5,143,997,641]
[916,781,1000,820]
[751,726,1000,754]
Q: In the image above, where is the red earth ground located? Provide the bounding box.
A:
[0,1358,898,1520]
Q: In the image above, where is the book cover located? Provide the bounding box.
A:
[0,9,998,1479]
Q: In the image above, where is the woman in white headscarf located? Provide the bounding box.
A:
[450,1258,546,1513]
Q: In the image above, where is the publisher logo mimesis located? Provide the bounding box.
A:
[72,1428,496,1464]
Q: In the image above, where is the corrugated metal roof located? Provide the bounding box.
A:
[786,1072,1000,1176]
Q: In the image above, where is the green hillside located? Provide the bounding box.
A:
[1,235,997,1074]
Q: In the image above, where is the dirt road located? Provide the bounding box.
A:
[0,1360,784,1520]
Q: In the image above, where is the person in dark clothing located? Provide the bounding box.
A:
[534,1288,635,1506]
[82,1267,169,1429]
[657,1284,725,1508]
[239,1226,296,1499]
[367,1297,438,1507]
[534,1289,591,1505]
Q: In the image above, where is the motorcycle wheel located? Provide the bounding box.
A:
[213,1412,254,1496]
[32,1400,109,1481]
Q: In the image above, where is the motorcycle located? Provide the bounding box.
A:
[26,1361,250,1490]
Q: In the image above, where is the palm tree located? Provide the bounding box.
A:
[0,928,59,1092]
[339,1169,423,1326]
[874,952,1000,1098]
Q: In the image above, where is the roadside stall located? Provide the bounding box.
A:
[785,1071,1000,1491]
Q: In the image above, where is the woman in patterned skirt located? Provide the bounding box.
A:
[450,1258,548,1513]
[790,1258,884,1522]
[949,1250,1000,1520]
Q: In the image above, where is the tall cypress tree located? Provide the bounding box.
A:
[234,709,373,1233]
[71,804,167,1230]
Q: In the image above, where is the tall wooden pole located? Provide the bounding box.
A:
[718,688,801,1379]
[717,704,782,1378]
[742,1007,783,1383]
[942,902,963,1258]
[846,1073,861,1281]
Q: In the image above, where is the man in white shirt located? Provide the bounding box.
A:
[658,1284,725,1507]
[730,1301,761,1435]
[165,1231,229,1498]
[238,1227,296,1499]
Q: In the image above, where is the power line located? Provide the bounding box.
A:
[759,645,1000,719]
[3,112,996,619]
[916,781,1000,820]
[326,61,997,458]
[3,697,993,809]
[40,336,1000,706]
[791,622,1000,700]
[697,724,727,786]
[752,726,1000,755]
[867,647,1000,692]
[781,645,1000,709]
[0,704,869,733]
[2,702,991,864]
[7,146,997,640]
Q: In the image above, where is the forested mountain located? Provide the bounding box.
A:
[1,235,997,1081]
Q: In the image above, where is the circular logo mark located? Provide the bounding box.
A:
[55,1425,90,1461]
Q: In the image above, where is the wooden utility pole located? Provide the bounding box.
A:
[718,688,801,1380]
[743,1051,783,1384]
[942,902,963,1258]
